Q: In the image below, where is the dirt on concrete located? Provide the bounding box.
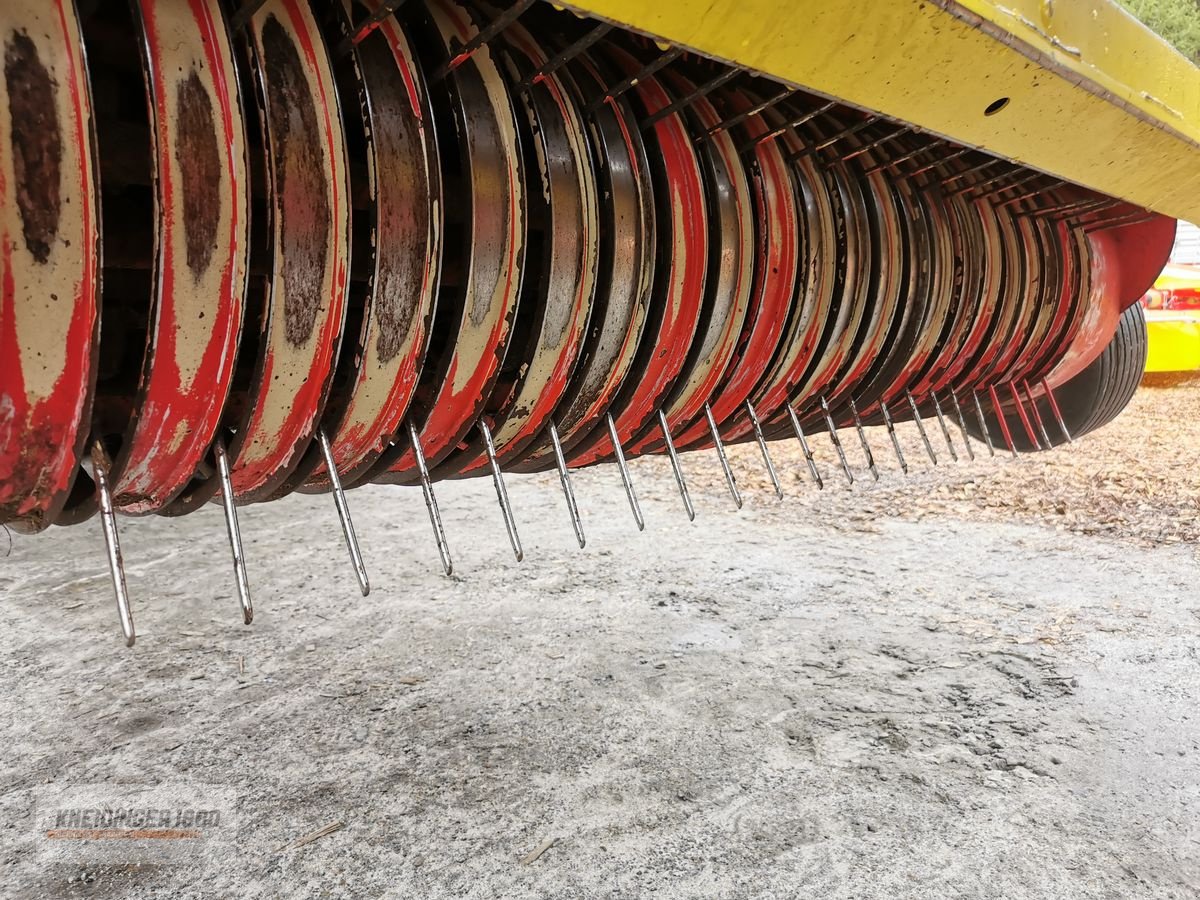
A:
[0,383,1198,899]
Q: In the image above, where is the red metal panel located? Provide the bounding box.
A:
[0,0,100,532]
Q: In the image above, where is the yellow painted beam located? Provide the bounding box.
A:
[559,0,1200,223]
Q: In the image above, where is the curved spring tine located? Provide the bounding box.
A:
[479,419,523,561]
[904,390,938,465]
[1040,378,1073,444]
[214,437,253,623]
[1022,380,1054,450]
[319,430,370,596]
[847,398,879,481]
[878,400,909,475]
[705,403,743,509]
[1008,383,1042,450]
[987,386,1018,457]
[971,390,996,457]
[549,421,586,548]
[948,389,975,461]
[607,413,645,531]
[746,401,784,499]
[658,411,695,521]
[91,441,135,647]
[929,392,958,462]
[408,423,454,575]
[785,405,824,490]
[819,396,853,485]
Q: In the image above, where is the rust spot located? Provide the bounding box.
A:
[5,30,62,265]
[174,69,221,280]
[261,15,330,347]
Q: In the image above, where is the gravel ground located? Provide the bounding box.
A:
[0,382,1198,899]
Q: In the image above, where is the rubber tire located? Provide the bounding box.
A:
[970,303,1147,452]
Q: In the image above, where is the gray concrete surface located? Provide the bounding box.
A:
[0,454,1197,898]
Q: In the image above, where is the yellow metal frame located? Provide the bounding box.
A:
[560,0,1200,223]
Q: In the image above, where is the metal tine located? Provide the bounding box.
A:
[704,403,743,509]
[338,0,409,56]
[987,385,1018,457]
[864,137,948,177]
[1041,377,1074,444]
[904,389,938,465]
[878,400,909,474]
[950,163,1023,198]
[929,391,959,462]
[789,117,874,162]
[706,86,794,138]
[1021,379,1054,450]
[549,420,587,548]
[1007,383,1042,450]
[839,123,911,163]
[971,389,996,457]
[230,0,269,32]
[1020,195,1116,222]
[214,437,253,624]
[847,398,878,481]
[939,155,1004,188]
[1083,210,1158,234]
[948,389,976,461]
[962,168,1046,202]
[606,413,645,531]
[745,401,784,499]
[590,45,685,111]
[90,440,135,647]
[432,0,537,82]
[904,144,972,179]
[658,410,696,520]
[318,430,370,596]
[522,22,612,89]
[642,67,739,130]
[785,405,825,490]
[997,178,1067,210]
[408,422,454,575]
[479,419,523,561]
[739,98,836,151]
[819,396,854,485]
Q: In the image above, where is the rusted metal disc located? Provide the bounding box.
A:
[373,0,526,483]
[303,0,442,491]
[0,1,101,533]
[437,18,599,476]
[104,0,251,515]
[566,46,709,467]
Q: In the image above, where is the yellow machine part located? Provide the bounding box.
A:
[560,0,1200,224]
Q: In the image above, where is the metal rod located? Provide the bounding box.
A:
[740,98,836,151]
[878,400,909,474]
[929,391,959,462]
[607,413,645,531]
[523,22,612,87]
[408,423,454,575]
[339,0,409,56]
[971,390,996,457]
[318,430,370,596]
[704,403,743,509]
[549,420,586,548]
[987,385,1018,457]
[819,396,854,485]
[706,86,793,138]
[789,117,873,162]
[839,123,911,162]
[433,0,536,81]
[905,144,971,179]
[948,389,976,461]
[963,168,1045,201]
[214,437,253,624]
[1008,383,1041,450]
[785,405,824,490]
[1041,377,1073,444]
[847,398,878,481]
[905,389,938,465]
[642,67,738,130]
[864,138,947,176]
[745,401,784,499]
[479,419,523,561]
[91,441,135,647]
[658,410,696,520]
[1022,380,1054,450]
[593,46,684,110]
[939,155,1003,188]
